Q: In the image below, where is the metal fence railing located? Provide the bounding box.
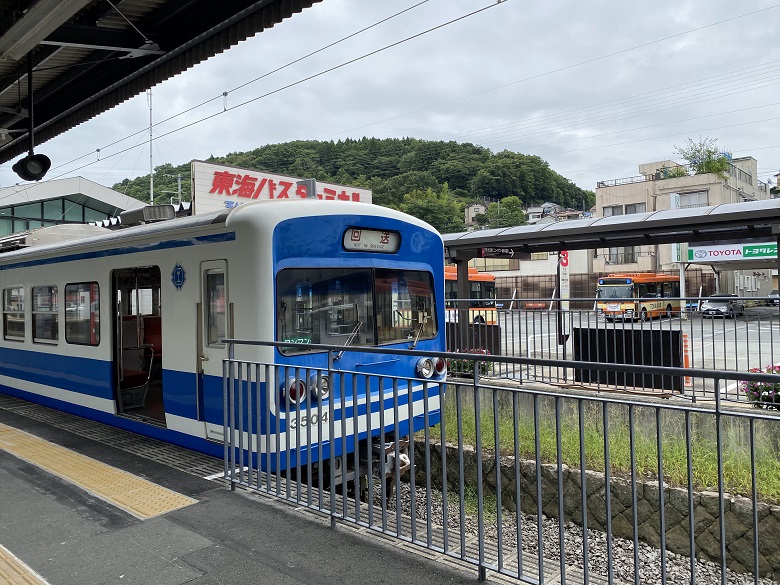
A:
[222,340,780,585]
[446,296,780,406]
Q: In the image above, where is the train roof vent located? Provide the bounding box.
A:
[119,204,176,226]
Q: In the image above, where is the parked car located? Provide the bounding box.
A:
[700,294,746,318]
[768,289,779,306]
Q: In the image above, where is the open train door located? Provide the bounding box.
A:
[112,267,165,422]
[199,260,231,441]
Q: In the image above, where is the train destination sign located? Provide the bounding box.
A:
[342,228,400,253]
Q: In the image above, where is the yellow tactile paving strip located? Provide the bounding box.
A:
[0,423,197,519]
[0,544,49,585]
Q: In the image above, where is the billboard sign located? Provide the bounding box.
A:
[687,242,777,262]
[190,160,372,215]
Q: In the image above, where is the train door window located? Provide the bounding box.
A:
[32,285,59,343]
[65,282,100,345]
[130,287,154,315]
[3,286,24,340]
[205,271,226,346]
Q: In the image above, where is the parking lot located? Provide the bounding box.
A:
[460,303,780,403]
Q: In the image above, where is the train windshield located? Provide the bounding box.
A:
[277,268,436,354]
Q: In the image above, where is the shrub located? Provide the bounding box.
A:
[447,348,492,377]
[740,365,780,409]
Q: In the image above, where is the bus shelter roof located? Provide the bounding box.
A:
[443,199,780,264]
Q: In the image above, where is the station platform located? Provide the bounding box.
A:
[0,394,484,585]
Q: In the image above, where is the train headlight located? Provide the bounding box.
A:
[309,373,330,401]
[281,377,307,406]
[416,357,434,379]
[434,357,446,377]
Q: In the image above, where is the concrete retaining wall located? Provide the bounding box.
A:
[415,441,780,578]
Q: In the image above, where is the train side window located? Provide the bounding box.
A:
[3,286,25,341]
[32,285,59,344]
[65,282,100,346]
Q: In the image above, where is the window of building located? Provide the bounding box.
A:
[43,200,63,221]
[32,285,58,343]
[470,258,518,271]
[679,191,708,208]
[625,202,646,214]
[84,207,106,223]
[65,283,100,345]
[606,246,638,264]
[603,205,623,217]
[63,202,83,222]
[14,203,41,221]
[3,287,25,340]
[0,217,11,236]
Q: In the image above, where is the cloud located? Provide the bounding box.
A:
[16,0,780,192]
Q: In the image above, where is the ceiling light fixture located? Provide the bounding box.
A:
[13,55,50,181]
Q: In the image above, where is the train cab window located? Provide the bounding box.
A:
[3,286,25,340]
[65,283,100,346]
[276,268,436,354]
[375,269,436,345]
[32,285,59,343]
[277,268,373,354]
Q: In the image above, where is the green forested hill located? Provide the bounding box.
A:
[112,138,594,234]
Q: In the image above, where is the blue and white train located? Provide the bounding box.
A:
[0,199,446,478]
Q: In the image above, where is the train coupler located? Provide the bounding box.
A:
[371,436,410,479]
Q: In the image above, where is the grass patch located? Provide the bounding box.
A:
[438,390,780,504]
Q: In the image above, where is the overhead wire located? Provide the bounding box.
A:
[46,1,780,186]
[315,4,780,139]
[439,63,780,145]
[50,0,434,174]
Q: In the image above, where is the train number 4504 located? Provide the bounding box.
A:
[288,411,329,430]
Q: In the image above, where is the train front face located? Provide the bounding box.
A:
[270,209,446,472]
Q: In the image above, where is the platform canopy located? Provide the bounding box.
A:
[0,0,322,167]
[443,199,780,265]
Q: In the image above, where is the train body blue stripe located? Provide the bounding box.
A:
[0,232,235,271]
[0,346,112,399]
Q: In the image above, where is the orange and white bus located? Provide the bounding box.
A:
[596,273,681,321]
[444,265,497,324]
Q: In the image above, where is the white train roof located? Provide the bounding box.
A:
[0,199,438,261]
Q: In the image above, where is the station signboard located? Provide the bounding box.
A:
[481,247,515,258]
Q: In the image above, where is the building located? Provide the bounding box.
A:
[464,202,487,227]
[0,177,145,236]
[593,156,773,295]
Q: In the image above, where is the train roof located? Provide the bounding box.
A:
[0,199,439,261]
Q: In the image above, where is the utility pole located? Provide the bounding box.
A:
[163,174,183,203]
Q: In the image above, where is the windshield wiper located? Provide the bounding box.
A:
[408,314,429,350]
[335,320,363,361]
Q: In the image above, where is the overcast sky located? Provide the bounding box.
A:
[8,0,780,195]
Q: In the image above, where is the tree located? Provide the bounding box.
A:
[112,138,592,215]
[399,184,465,234]
[485,195,526,228]
[674,137,731,179]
